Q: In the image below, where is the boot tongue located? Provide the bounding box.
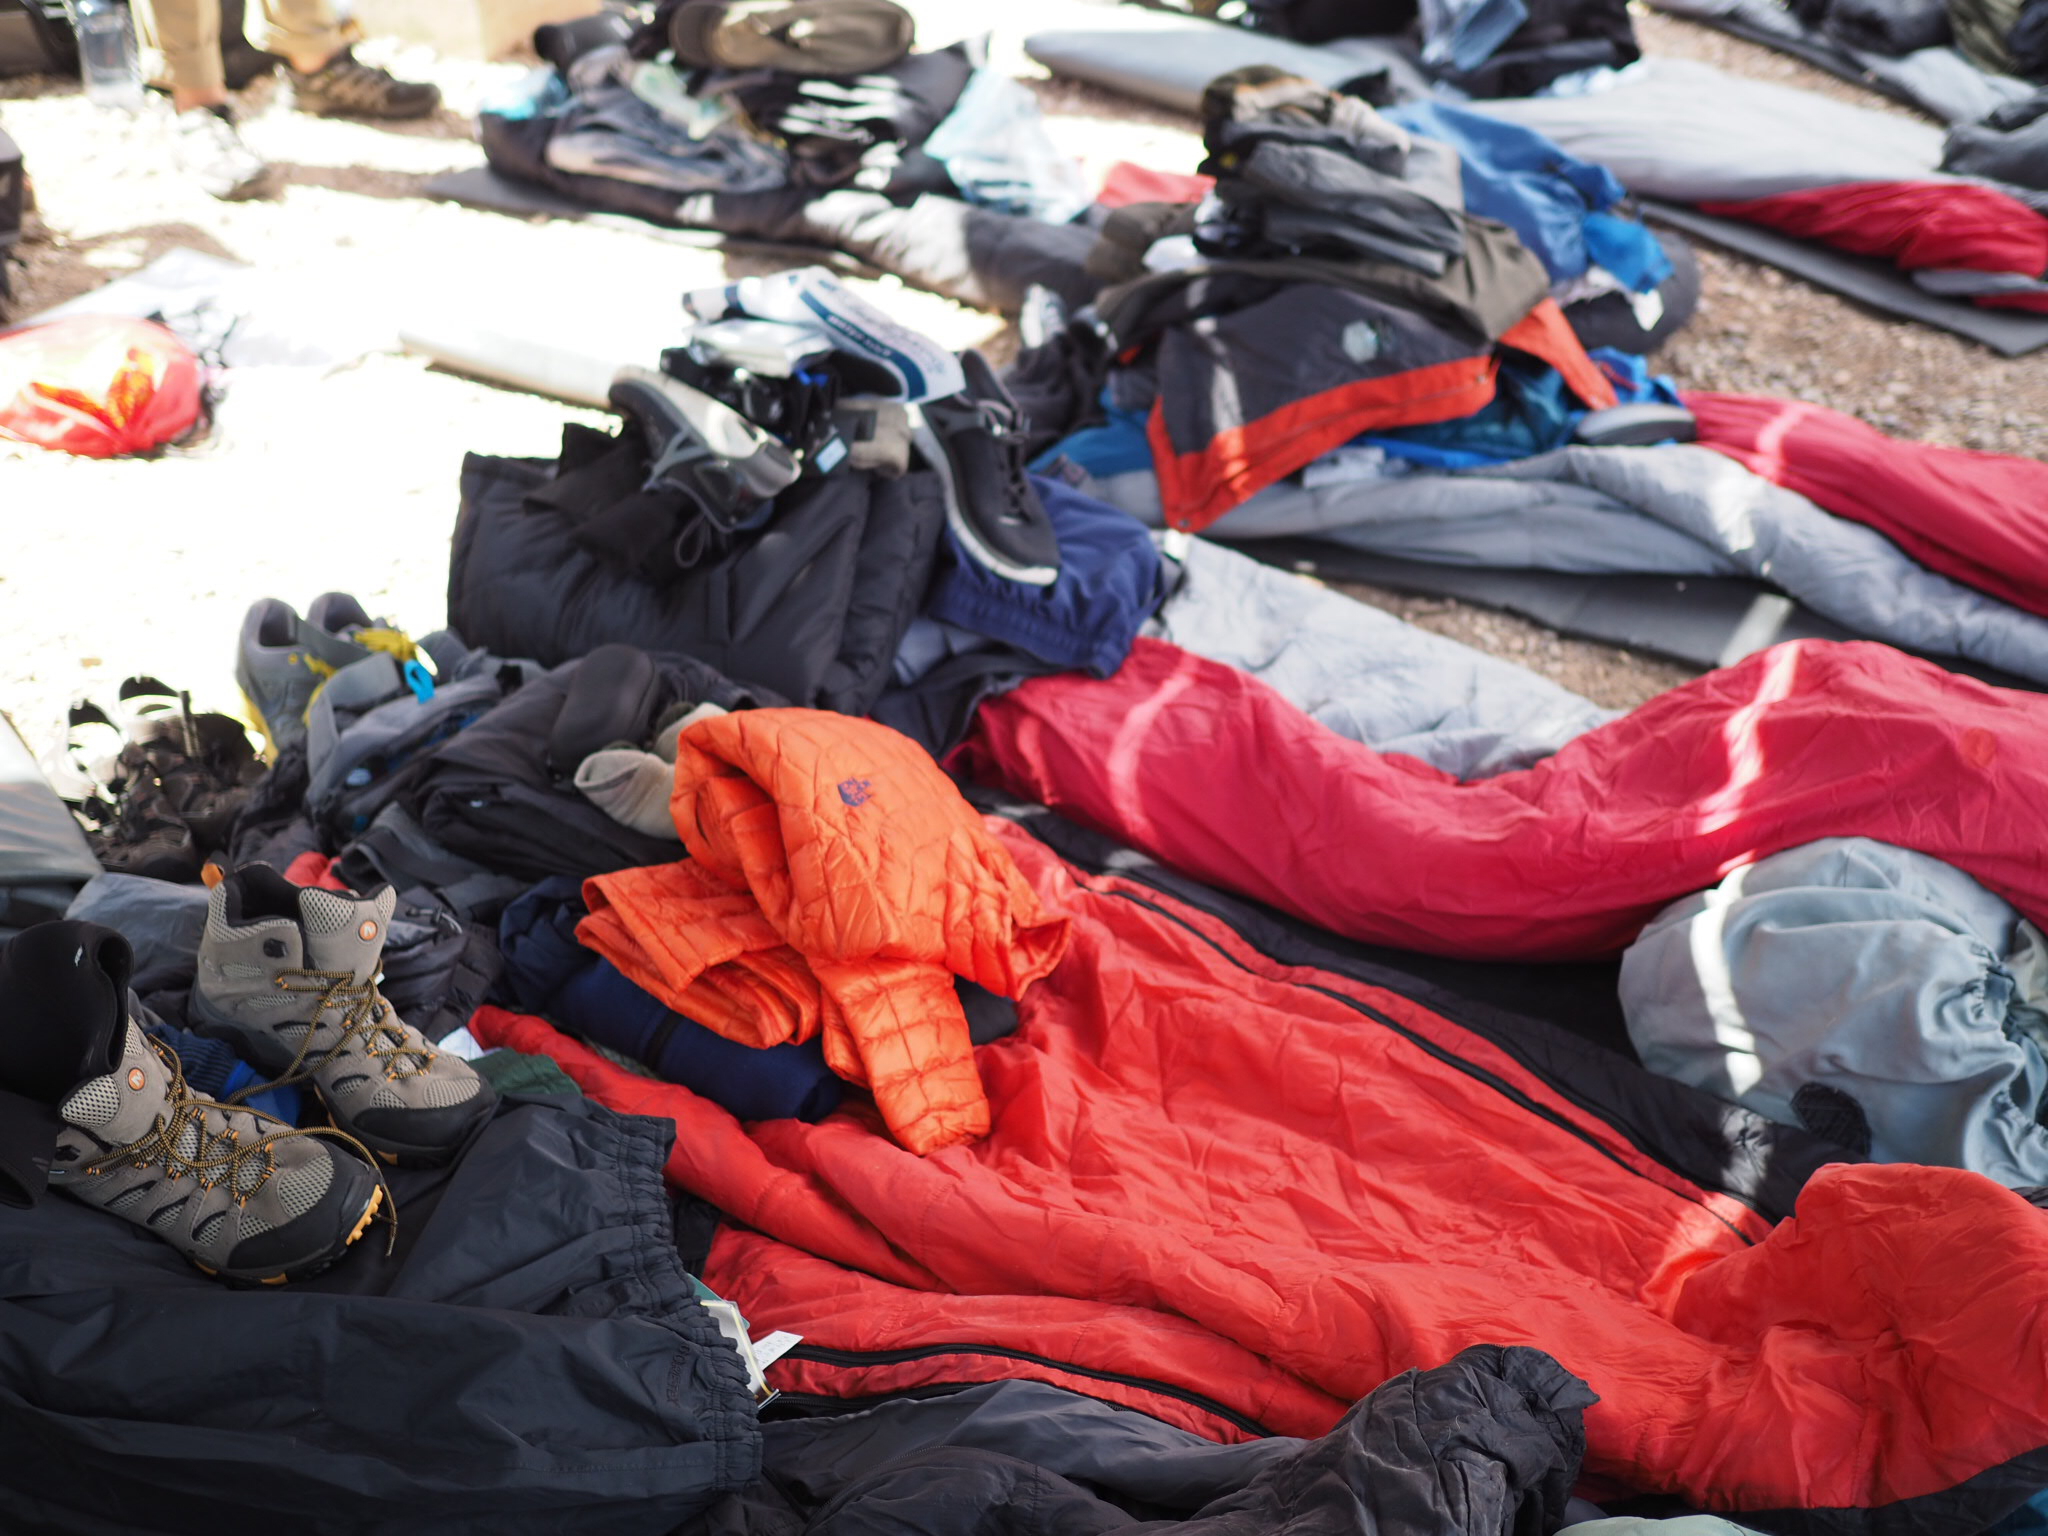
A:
[58,1019,170,1147]
[295,886,397,985]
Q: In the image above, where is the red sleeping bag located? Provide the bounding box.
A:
[0,314,202,458]
[958,636,2048,960]
[1699,180,2048,280]
[473,819,2048,1530]
[1688,391,2048,619]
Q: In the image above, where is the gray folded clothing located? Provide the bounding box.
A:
[575,701,731,838]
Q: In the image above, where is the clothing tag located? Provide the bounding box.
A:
[702,1299,777,1405]
[1142,234,1202,273]
[434,1027,487,1061]
[753,1331,804,1368]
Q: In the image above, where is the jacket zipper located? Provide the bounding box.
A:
[1102,887,1760,1248]
[781,1342,1274,1438]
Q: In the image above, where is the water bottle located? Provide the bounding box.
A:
[63,0,144,114]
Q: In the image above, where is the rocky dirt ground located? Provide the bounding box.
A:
[1,1,2040,762]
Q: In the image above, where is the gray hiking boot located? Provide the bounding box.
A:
[49,1018,384,1284]
[192,866,495,1166]
[235,593,406,757]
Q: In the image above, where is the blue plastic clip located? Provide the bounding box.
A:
[403,659,436,703]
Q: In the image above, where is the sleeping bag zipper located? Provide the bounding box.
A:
[779,1342,1274,1437]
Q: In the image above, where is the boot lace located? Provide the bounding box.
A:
[976,399,1040,529]
[231,970,439,1095]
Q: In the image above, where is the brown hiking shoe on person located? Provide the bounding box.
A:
[285,48,440,119]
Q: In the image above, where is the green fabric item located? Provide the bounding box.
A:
[473,1048,583,1099]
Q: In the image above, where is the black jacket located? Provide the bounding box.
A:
[402,643,779,882]
[448,428,943,716]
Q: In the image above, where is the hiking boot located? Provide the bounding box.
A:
[81,754,203,883]
[235,593,407,756]
[192,866,495,1166]
[171,105,280,202]
[668,0,914,75]
[49,1017,384,1284]
[285,48,440,119]
[130,718,263,856]
[911,351,1062,587]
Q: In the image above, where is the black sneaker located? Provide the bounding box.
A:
[668,0,914,76]
[912,351,1062,588]
[286,48,440,120]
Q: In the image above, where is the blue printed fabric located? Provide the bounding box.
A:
[1368,348,1679,466]
[1387,101,1672,291]
[138,1015,303,1125]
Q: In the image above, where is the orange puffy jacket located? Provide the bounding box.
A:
[580,709,1071,1154]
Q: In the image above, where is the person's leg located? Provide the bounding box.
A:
[237,0,354,75]
[244,0,441,117]
[131,0,277,197]
[130,0,230,110]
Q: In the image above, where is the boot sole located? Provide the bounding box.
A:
[195,1183,383,1288]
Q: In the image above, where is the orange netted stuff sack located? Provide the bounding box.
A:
[0,314,202,458]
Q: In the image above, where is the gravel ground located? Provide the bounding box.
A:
[1,3,2041,763]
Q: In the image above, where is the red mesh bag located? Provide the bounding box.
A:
[0,314,202,457]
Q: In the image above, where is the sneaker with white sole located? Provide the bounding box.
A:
[192,866,495,1167]
[911,350,1063,587]
[172,105,279,202]
[609,365,800,503]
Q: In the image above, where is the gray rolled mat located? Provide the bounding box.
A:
[1025,22,1427,113]
[1641,199,2048,356]
[1244,543,2041,690]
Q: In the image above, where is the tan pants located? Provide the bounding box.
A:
[132,0,358,95]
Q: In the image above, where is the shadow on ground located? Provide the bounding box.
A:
[4,219,241,319]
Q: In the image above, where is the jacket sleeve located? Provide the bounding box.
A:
[812,955,991,1155]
